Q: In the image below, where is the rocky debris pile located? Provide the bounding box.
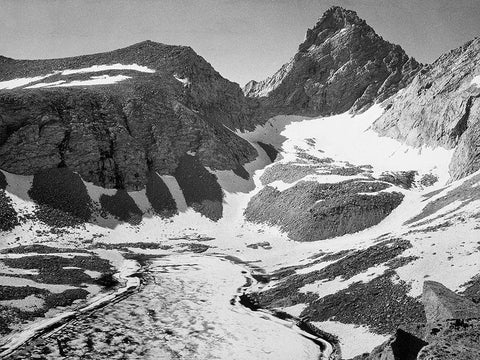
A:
[245,180,403,241]
[0,41,257,191]
[253,239,424,334]
[354,281,480,359]
[373,37,480,181]
[244,6,420,121]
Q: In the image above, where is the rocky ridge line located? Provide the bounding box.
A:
[372,37,480,181]
[0,41,257,191]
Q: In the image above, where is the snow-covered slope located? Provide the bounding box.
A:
[1,100,479,358]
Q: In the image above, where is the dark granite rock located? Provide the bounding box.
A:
[244,6,420,122]
[0,41,258,190]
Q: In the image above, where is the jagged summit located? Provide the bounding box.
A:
[299,6,367,52]
[244,6,420,121]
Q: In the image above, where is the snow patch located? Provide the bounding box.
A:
[395,221,480,297]
[300,265,389,297]
[471,75,480,87]
[312,320,389,359]
[61,63,155,75]
[25,80,66,89]
[160,175,188,212]
[0,63,154,90]
[0,75,53,90]
[173,73,191,87]
[51,75,131,87]
[278,105,453,183]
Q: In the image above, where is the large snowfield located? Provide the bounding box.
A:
[1,104,479,359]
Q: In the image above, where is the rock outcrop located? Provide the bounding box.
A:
[354,281,480,360]
[422,280,480,322]
[0,41,257,190]
[244,6,420,121]
[244,180,404,241]
[372,38,480,181]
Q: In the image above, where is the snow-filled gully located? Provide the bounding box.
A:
[0,253,336,360]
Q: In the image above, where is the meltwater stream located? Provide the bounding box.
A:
[7,253,330,360]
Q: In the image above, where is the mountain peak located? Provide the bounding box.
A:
[246,6,420,120]
[318,6,364,27]
[299,7,371,52]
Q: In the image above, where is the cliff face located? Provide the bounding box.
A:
[372,38,480,181]
[0,41,257,190]
[244,6,420,120]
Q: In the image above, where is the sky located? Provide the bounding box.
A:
[1,0,479,86]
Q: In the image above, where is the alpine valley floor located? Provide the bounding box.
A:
[1,103,479,359]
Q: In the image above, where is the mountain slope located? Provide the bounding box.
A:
[244,6,420,120]
[1,7,480,360]
[0,41,257,191]
[373,37,480,181]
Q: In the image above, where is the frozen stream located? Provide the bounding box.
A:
[5,253,330,359]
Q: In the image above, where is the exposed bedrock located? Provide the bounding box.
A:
[372,37,480,181]
[0,41,257,190]
[244,6,420,121]
[355,281,480,360]
[244,180,404,241]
